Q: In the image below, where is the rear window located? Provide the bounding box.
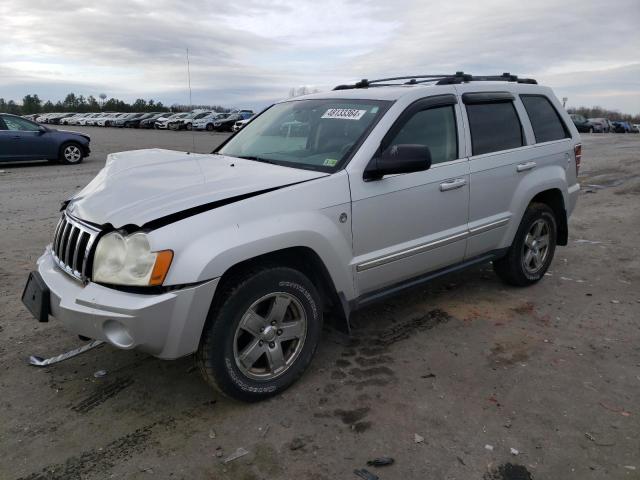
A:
[520,95,569,143]
[466,102,523,155]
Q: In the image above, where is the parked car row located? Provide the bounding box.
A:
[25,109,256,132]
[569,114,639,133]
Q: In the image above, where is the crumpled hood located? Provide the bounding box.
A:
[67,149,328,228]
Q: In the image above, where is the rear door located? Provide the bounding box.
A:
[350,95,470,295]
[461,92,530,258]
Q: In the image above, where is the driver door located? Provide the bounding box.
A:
[1,115,53,160]
[350,96,470,296]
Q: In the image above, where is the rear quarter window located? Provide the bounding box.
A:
[520,95,570,143]
[466,102,523,156]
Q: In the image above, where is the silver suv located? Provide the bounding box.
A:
[23,73,581,401]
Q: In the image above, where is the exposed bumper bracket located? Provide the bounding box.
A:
[28,339,105,367]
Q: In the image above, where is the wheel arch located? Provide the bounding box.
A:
[211,246,349,331]
[528,188,568,245]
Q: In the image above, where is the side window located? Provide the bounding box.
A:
[466,102,523,155]
[387,105,458,164]
[520,95,569,143]
[3,116,40,132]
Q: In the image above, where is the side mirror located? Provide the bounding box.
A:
[363,144,432,181]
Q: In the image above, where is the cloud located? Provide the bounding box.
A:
[0,0,638,112]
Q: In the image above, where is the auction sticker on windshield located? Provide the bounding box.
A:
[321,108,367,120]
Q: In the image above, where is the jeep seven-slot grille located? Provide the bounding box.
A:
[51,213,100,282]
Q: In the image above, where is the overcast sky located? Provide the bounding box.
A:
[1,0,638,112]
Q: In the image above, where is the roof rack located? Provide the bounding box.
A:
[333,72,537,90]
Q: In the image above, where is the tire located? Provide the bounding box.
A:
[58,142,84,165]
[197,267,323,402]
[493,203,557,286]
[186,123,192,131]
[206,123,214,131]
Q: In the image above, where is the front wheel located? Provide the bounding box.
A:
[197,267,323,402]
[206,123,214,131]
[58,142,84,165]
[493,203,557,286]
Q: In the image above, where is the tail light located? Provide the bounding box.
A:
[574,143,582,176]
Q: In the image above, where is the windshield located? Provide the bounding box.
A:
[217,99,391,172]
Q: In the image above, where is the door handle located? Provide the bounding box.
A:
[516,161,536,172]
[439,178,467,192]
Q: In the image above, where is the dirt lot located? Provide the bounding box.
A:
[1,129,639,480]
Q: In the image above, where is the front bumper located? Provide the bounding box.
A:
[36,248,219,359]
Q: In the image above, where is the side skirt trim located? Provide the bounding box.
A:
[351,248,508,311]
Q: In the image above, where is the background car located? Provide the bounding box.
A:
[213,111,253,132]
[139,113,169,129]
[112,113,145,128]
[155,112,188,129]
[123,112,161,128]
[0,113,90,164]
[588,118,608,133]
[172,111,215,130]
[569,113,594,133]
[77,113,103,126]
[612,121,631,133]
[192,112,229,131]
[232,116,254,132]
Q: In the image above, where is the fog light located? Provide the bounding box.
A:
[103,320,134,348]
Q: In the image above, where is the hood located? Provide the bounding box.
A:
[67,149,328,229]
[49,128,90,141]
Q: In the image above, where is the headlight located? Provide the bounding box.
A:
[93,231,173,286]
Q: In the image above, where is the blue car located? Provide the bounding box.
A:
[0,113,90,165]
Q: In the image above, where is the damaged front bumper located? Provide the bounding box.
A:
[28,247,218,359]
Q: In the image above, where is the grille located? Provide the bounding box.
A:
[51,213,100,282]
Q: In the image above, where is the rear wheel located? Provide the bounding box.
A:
[197,267,323,402]
[58,142,84,165]
[494,203,557,286]
[206,123,214,131]
[186,123,192,131]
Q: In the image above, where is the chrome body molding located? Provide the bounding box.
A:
[356,217,510,272]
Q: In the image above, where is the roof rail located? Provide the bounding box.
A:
[333,72,537,90]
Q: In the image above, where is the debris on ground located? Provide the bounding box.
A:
[483,463,533,480]
[208,428,216,439]
[93,370,107,378]
[421,373,436,379]
[215,447,223,458]
[599,401,631,416]
[354,468,379,480]
[366,457,394,467]
[289,437,305,451]
[414,433,424,443]
[510,447,519,455]
[485,444,494,451]
[624,466,637,471]
[574,239,604,245]
[260,424,270,438]
[223,447,248,464]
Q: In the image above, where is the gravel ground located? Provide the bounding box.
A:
[0,129,639,480]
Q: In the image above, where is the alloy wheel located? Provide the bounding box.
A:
[233,292,307,381]
[522,218,550,275]
[64,145,82,163]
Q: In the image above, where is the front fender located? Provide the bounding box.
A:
[149,173,355,301]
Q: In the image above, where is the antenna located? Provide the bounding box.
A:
[186,48,195,153]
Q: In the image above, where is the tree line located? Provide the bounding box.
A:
[0,93,231,115]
